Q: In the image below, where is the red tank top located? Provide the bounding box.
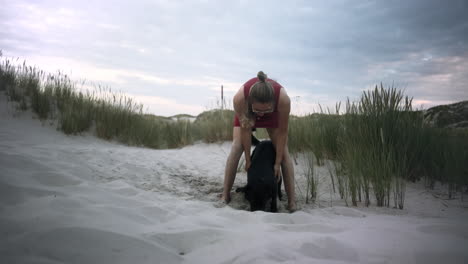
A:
[233,77,282,128]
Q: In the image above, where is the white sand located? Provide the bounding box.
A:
[1,95,468,264]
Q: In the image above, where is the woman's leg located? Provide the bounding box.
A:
[267,128,296,211]
[221,127,243,203]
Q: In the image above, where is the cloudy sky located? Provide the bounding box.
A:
[1,0,467,116]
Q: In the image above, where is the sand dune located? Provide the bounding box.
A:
[1,97,468,263]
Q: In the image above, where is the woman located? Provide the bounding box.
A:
[221,71,296,212]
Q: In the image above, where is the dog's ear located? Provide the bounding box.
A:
[251,134,260,146]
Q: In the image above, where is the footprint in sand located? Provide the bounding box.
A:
[0,181,59,206]
[261,212,345,233]
[272,223,345,234]
[324,206,367,218]
[32,171,82,187]
[113,187,139,196]
[262,211,316,225]
[50,197,83,211]
[298,237,359,262]
[146,228,226,255]
[140,206,178,224]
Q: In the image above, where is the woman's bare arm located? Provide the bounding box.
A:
[274,88,291,168]
[233,86,252,170]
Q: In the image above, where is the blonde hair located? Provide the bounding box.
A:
[248,71,275,105]
[240,71,276,128]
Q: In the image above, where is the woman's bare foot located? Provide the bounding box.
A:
[288,202,297,213]
[214,193,231,208]
[220,193,231,204]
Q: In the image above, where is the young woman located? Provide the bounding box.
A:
[221,71,296,212]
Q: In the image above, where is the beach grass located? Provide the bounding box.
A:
[0,55,197,148]
[290,85,467,208]
[193,109,234,143]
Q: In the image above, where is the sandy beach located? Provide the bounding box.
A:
[1,95,467,264]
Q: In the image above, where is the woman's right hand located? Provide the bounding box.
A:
[239,114,254,129]
[245,159,251,172]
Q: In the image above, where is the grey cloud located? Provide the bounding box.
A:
[1,0,467,115]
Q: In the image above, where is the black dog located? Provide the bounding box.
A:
[236,135,283,212]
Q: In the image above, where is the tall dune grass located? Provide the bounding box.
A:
[289,84,467,208]
[339,86,418,207]
[0,54,197,148]
[193,109,234,143]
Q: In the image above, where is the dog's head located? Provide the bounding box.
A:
[244,175,274,211]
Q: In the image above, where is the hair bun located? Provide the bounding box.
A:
[257,71,267,82]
